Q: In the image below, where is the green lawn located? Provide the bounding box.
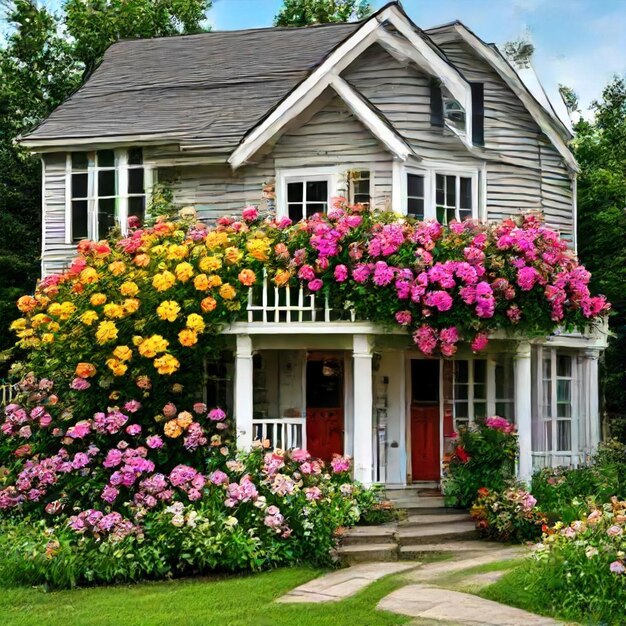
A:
[0,567,410,626]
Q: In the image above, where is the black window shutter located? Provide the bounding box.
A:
[471,82,485,146]
[430,79,444,127]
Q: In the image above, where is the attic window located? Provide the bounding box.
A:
[68,148,145,242]
[442,88,466,132]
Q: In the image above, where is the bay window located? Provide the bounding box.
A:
[67,148,146,242]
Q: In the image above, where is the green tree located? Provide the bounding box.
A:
[274,0,370,27]
[574,77,626,436]
[64,0,212,74]
[0,0,80,364]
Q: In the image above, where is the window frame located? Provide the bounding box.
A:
[65,148,151,244]
[452,358,488,430]
[275,167,341,220]
[348,169,371,206]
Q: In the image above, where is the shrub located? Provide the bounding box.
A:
[515,498,626,625]
[353,484,396,525]
[442,416,518,509]
[470,486,547,542]
[531,439,626,523]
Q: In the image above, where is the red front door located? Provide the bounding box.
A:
[410,359,440,481]
[306,357,344,461]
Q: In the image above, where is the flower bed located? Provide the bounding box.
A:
[442,417,518,509]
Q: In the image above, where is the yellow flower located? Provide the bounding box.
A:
[224,300,241,312]
[16,295,37,313]
[166,244,189,260]
[47,303,62,317]
[31,313,51,328]
[79,267,99,284]
[164,420,183,438]
[224,246,242,265]
[219,283,237,300]
[176,411,193,428]
[80,310,99,326]
[59,301,77,320]
[132,335,144,346]
[154,353,180,375]
[103,303,125,319]
[137,334,169,357]
[90,293,107,306]
[205,231,229,250]
[108,260,127,276]
[152,271,176,292]
[123,298,141,314]
[48,321,60,332]
[199,256,222,272]
[95,321,118,345]
[42,333,55,344]
[178,328,198,347]
[186,313,205,333]
[113,345,132,361]
[200,297,217,313]
[120,281,139,297]
[246,238,270,262]
[106,358,128,376]
[175,262,194,282]
[193,274,209,291]
[156,300,181,322]
[10,318,27,331]
[207,274,222,288]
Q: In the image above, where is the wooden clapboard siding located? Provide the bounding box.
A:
[42,153,74,275]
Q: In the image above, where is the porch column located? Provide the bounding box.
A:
[234,334,254,450]
[583,349,601,452]
[514,341,533,483]
[352,334,374,485]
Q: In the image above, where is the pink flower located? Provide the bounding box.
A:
[395,310,412,326]
[124,400,142,413]
[208,408,226,421]
[334,264,348,282]
[193,402,207,415]
[70,377,90,391]
[352,263,371,284]
[291,448,310,462]
[308,278,323,292]
[330,455,351,473]
[126,424,142,436]
[471,333,489,352]
[298,264,315,281]
[101,485,119,503]
[413,325,438,355]
[424,290,453,312]
[146,435,164,449]
[209,470,229,486]
[610,560,625,575]
[242,206,258,221]
[163,403,177,418]
[517,266,540,291]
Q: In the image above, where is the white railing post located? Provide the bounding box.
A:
[514,341,533,484]
[234,335,254,450]
[583,348,600,451]
[353,334,374,485]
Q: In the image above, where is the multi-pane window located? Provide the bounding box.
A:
[453,359,487,429]
[406,174,425,220]
[541,351,574,452]
[435,174,472,224]
[286,179,328,222]
[69,148,145,242]
[494,355,515,420]
[350,170,370,206]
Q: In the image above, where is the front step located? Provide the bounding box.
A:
[337,543,398,564]
[399,513,472,527]
[341,525,396,546]
[397,521,478,546]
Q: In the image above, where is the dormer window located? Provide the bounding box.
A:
[442,88,466,133]
[68,148,145,242]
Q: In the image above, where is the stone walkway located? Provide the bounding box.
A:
[276,540,567,625]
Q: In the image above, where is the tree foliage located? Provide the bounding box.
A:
[274,0,370,27]
[64,0,212,74]
[574,77,626,425]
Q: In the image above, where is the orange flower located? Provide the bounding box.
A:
[134,253,151,267]
[75,362,97,378]
[207,274,222,288]
[219,283,236,300]
[79,267,99,284]
[108,261,127,276]
[178,328,198,347]
[273,269,292,287]
[113,345,132,361]
[176,411,193,428]
[193,274,209,291]
[238,269,256,287]
[17,295,37,313]
[90,293,107,306]
[200,297,217,313]
[120,281,139,297]
[106,358,128,376]
[164,420,183,438]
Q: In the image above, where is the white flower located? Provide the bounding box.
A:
[171,514,185,527]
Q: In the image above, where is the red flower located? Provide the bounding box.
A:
[477,487,490,498]
[455,445,470,463]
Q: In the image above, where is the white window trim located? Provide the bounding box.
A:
[65,148,146,243]
[393,162,479,221]
[275,167,341,220]
[453,358,488,429]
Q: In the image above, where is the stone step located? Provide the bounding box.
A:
[337,543,399,564]
[399,513,473,527]
[390,496,446,508]
[341,525,396,546]
[397,521,478,546]
[399,540,504,559]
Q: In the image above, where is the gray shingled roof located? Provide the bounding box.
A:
[22,22,360,148]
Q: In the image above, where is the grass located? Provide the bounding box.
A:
[0,566,411,626]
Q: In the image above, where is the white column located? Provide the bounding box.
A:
[352,334,374,485]
[584,349,601,453]
[234,334,254,450]
[514,341,533,483]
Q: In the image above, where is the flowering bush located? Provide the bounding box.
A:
[442,417,518,509]
[520,497,626,624]
[0,203,609,586]
[471,486,547,542]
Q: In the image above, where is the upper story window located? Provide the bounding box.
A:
[69,148,145,242]
[349,170,370,206]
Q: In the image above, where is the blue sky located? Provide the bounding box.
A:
[209,0,626,113]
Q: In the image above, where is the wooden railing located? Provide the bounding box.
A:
[246,269,355,323]
[252,417,307,450]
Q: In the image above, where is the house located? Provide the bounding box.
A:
[20,1,606,487]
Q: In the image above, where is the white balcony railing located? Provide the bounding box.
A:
[252,417,306,450]
[246,269,355,324]
[0,383,17,407]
